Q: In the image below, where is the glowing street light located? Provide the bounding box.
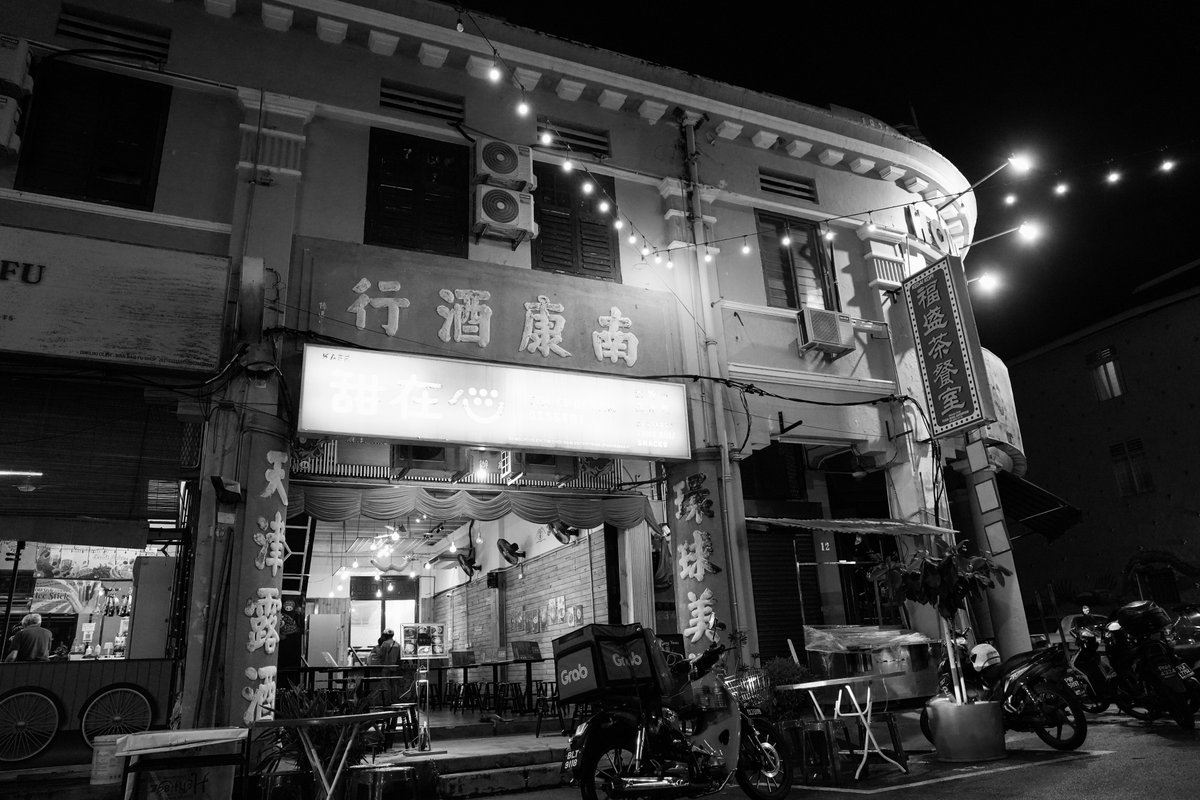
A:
[937,152,1034,211]
[967,220,1043,248]
[967,272,1001,292]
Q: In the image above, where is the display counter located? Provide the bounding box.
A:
[801,625,937,701]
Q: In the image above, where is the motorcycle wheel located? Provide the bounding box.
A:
[919,708,934,744]
[578,727,642,800]
[1026,684,1088,750]
[1115,685,1160,722]
[735,718,793,800]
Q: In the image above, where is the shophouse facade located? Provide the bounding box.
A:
[0,0,1052,748]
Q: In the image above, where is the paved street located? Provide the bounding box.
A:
[514,710,1199,800]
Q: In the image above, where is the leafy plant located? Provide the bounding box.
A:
[254,686,384,777]
[867,537,1012,620]
[760,656,812,721]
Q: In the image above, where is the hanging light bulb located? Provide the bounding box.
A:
[581,182,594,195]
[328,589,334,597]
[1160,158,1176,172]
[653,252,662,264]
[742,237,751,255]
[374,573,381,582]
[375,589,382,598]
[476,530,483,545]
[598,200,610,213]
[351,559,359,569]
[614,219,624,231]
[540,131,553,146]
[703,250,713,263]
[424,561,432,570]
[387,582,395,592]
[455,15,464,33]
[449,541,458,554]
[867,213,876,232]
[488,57,501,83]
[665,257,674,270]
[517,95,529,116]
[337,583,344,592]
[562,159,573,172]
[390,531,400,541]
[780,233,792,247]
[823,230,836,241]
[628,231,637,245]
[517,568,523,579]
[641,243,650,257]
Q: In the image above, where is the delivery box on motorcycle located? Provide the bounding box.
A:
[552,623,671,703]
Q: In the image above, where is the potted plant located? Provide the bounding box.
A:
[249,686,386,800]
[868,536,1012,761]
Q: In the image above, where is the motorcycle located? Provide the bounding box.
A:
[920,629,1089,750]
[561,621,793,800]
[1168,605,1200,670]
[1103,600,1200,729]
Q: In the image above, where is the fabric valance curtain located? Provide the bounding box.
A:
[289,483,662,532]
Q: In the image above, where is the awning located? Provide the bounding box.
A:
[745,517,957,538]
[289,483,662,533]
[995,470,1081,542]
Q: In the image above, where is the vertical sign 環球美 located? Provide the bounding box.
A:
[901,256,995,439]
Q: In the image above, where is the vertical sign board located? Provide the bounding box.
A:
[901,256,995,438]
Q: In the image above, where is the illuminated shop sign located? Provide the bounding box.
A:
[298,345,691,460]
[901,256,995,438]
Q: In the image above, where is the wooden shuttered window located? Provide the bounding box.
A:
[755,211,837,310]
[364,129,469,257]
[16,61,170,211]
[531,162,620,282]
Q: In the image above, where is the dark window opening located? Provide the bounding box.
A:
[15,60,170,210]
[365,128,469,257]
[531,161,620,282]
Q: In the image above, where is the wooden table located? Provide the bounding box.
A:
[247,710,400,800]
[775,675,907,780]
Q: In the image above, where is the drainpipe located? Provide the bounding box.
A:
[682,118,741,638]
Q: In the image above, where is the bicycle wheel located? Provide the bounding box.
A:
[0,689,60,762]
[80,686,153,747]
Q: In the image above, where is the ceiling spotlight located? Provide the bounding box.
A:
[1054,182,1069,196]
[1160,159,1176,172]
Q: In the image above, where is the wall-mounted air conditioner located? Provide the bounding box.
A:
[0,36,33,97]
[798,307,855,359]
[474,185,538,243]
[476,136,536,191]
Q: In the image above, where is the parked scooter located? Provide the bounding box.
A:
[561,620,793,800]
[1169,605,1200,670]
[1103,600,1200,729]
[1066,607,1127,715]
[920,629,1089,750]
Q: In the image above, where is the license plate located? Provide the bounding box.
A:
[562,748,580,772]
[1159,664,1177,678]
[1063,675,1087,697]
[1179,664,1195,679]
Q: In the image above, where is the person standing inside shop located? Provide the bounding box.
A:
[368,629,404,704]
[4,613,53,662]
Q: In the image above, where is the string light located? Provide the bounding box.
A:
[455,14,464,33]
[614,219,624,231]
[1160,159,1176,172]
[1054,182,1069,196]
[449,541,457,553]
[540,131,553,146]
[780,232,791,247]
[742,237,751,255]
[703,250,713,263]
[581,181,593,195]
[1106,170,1121,184]
[598,200,610,213]
[488,57,501,83]
[628,231,637,245]
[516,96,529,116]
[562,159,574,172]
[665,257,674,269]
[1004,194,1017,206]
[641,243,650,257]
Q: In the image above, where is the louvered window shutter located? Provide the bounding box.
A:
[365,129,468,257]
[532,163,620,282]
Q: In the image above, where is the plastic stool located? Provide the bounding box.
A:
[791,718,850,785]
[344,765,418,800]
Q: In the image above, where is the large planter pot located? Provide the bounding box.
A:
[926,698,1007,762]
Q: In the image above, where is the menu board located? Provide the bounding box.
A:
[399,623,447,659]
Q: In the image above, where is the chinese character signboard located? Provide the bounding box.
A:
[901,256,995,438]
[290,236,683,378]
[298,344,690,459]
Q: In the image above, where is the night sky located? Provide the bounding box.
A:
[457,2,1198,360]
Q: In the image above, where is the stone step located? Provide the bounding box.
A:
[438,762,566,799]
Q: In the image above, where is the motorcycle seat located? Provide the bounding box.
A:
[979,650,1040,685]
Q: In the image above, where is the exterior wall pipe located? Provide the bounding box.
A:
[682,118,744,641]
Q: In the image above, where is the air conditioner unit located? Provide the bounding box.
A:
[798,307,855,359]
[0,36,33,97]
[475,185,537,239]
[476,136,536,191]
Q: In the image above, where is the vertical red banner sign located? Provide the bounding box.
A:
[901,256,995,438]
